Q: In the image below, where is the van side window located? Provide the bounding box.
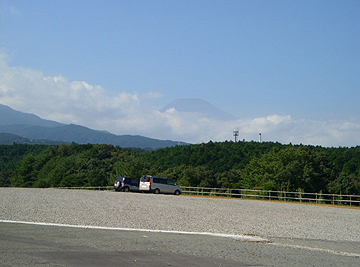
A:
[153,178,161,184]
[167,179,175,185]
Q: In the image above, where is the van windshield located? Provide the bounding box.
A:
[140,176,150,182]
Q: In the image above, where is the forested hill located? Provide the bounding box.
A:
[1,141,359,194]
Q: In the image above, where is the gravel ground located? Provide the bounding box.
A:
[1,188,359,242]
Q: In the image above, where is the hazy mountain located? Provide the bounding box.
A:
[0,133,66,145]
[0,103,186,149]
[0,104,63,127]
[161,98,238,121]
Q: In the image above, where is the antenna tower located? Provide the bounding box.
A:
[233,128,239,142]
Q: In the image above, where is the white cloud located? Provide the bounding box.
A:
[238,117,360,147]
[0,54,359,147]
[242,115,292,134]
[0,58,140,126]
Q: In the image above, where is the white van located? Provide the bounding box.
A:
[139,175,182,195]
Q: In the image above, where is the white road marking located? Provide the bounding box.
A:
[269,242,360,258]
[2,220,359,258]
[0,219,267,242]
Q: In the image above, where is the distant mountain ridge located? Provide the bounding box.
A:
[0,133,65,145]
[0,104,63,127]
[161,98,238,121]
[0,103,186,149]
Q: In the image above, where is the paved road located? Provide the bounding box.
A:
[1,222,359,267]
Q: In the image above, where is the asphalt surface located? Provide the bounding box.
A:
[1,188,360,266]
[2,188,360,242]
[1,222,360,267]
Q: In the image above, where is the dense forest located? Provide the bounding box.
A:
[1,141,360,194]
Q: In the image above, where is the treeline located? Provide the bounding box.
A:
[1,141,359,194]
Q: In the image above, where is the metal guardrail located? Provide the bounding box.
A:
[181,187,360,207]
[56,186,360,207]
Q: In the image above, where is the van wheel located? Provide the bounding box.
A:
[154,188,160,194]
[174,190,180,196]
[124,187,130,192]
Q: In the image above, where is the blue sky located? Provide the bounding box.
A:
[1,0,360,146]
